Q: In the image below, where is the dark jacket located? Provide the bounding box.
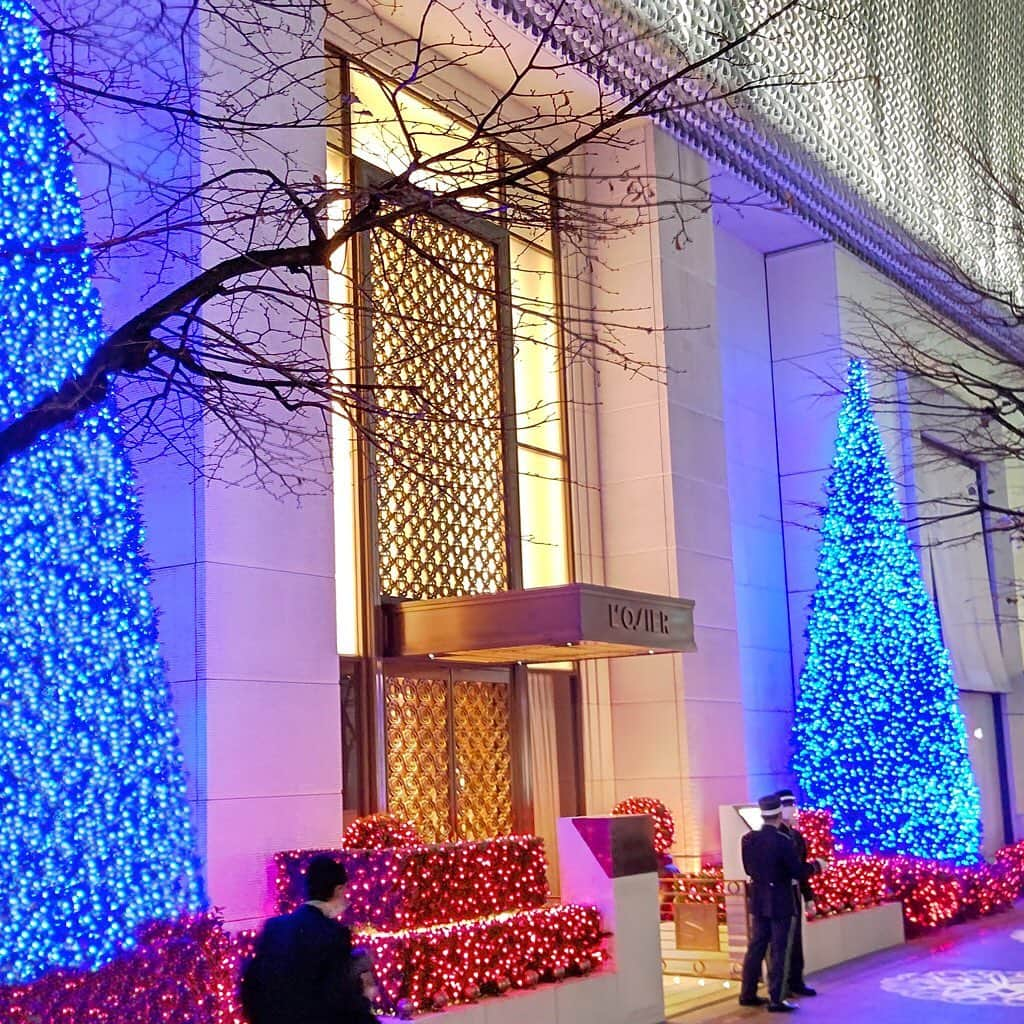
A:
[741,825,820,919]
[779,822,815,902]
[240,904,375,1024]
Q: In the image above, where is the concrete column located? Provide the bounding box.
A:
[771,246,923,674]
[160,5,342,930]
[715,228,794,799]
[765,241,845,675]
[560,152,618,817]
[1001,461,1024,840]
[586,123,748,861]
[193,4,346,929]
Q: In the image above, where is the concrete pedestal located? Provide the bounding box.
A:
[558,814,665,1024]
[377,815,665,1024]
[803,903,906,974]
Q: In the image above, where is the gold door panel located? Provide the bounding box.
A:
[383,669,513,841]
[453,678,513,840]
[384,674,451,843]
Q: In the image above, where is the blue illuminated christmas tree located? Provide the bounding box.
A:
[0,0,203,983]
[793,360,982,864]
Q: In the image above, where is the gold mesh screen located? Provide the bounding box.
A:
[368,214,508,600]
[384,675,451,842]
[383,672,514,842]
[453,679,513,840]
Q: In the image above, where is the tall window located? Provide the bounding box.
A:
[329,56,570,654]
[918,444,1006,693]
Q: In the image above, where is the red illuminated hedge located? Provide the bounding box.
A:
[612,797,675,854]
[343,813,422,851]
[362,904,605,1011]
[0,914,244,1024]
[800,810,1024,929]
[1,836,606,1022]
[274,835,606,1013]
[0,903,606,1022]
[275,835,550,930]
[670,809,1024,936]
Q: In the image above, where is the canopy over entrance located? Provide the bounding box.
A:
[382,583,696,664]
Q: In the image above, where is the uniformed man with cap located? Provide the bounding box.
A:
[738,794,827,1013]
[777,789,817,998]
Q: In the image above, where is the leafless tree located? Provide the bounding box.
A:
[2,0,844,494]
[838,132,1024,544]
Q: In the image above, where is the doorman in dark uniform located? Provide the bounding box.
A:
[777,789,818,998]
[739,794,827,1013]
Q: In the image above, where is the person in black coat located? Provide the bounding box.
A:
[738,795,827,1013]
[777,789,817,998]
[240,855,378,1024]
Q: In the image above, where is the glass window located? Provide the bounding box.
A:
[327,146,361,654]
[518,447,568,589]
[511,239,563,456]
[348,67,500,205]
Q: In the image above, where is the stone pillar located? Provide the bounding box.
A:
[147,4,343,930]
[585,122,748,861]
[198,5,341,930]
[714,226,794,800]
[765,241,845,675]
[560,151,619,817]
[1000,462,1024,840]
[768,245,913,679]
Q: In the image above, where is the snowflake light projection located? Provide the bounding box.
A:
[881,970,1024,1007]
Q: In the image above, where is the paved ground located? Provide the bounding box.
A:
[672,904,1024,1023]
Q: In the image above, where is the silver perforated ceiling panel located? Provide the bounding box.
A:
[491,0,1024,345]
[646,0,1022,301]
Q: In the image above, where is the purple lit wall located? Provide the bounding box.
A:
[714,219,796,798]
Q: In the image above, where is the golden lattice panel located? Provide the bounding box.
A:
[384,675,451,843]
[369,213,508,600]
[452,679,513,840]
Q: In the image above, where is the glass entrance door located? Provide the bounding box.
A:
[959,690,1008,856]
[383,664,513,842]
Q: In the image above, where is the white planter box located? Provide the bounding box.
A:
[803,903,905,974]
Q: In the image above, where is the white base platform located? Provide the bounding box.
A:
[379,969,652,1024]
[803,902,905,974]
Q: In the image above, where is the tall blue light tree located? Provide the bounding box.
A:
[0,0,203,983]
[793,360,982,864]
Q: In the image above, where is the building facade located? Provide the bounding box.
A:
[56,0,1024,929]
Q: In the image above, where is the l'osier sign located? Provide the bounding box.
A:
[607,601,672,636]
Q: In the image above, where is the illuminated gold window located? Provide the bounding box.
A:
[329,58,570,623]
[509,221,568,590]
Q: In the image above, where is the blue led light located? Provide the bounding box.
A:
[0,0,203,984]
[793,360,982,865]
